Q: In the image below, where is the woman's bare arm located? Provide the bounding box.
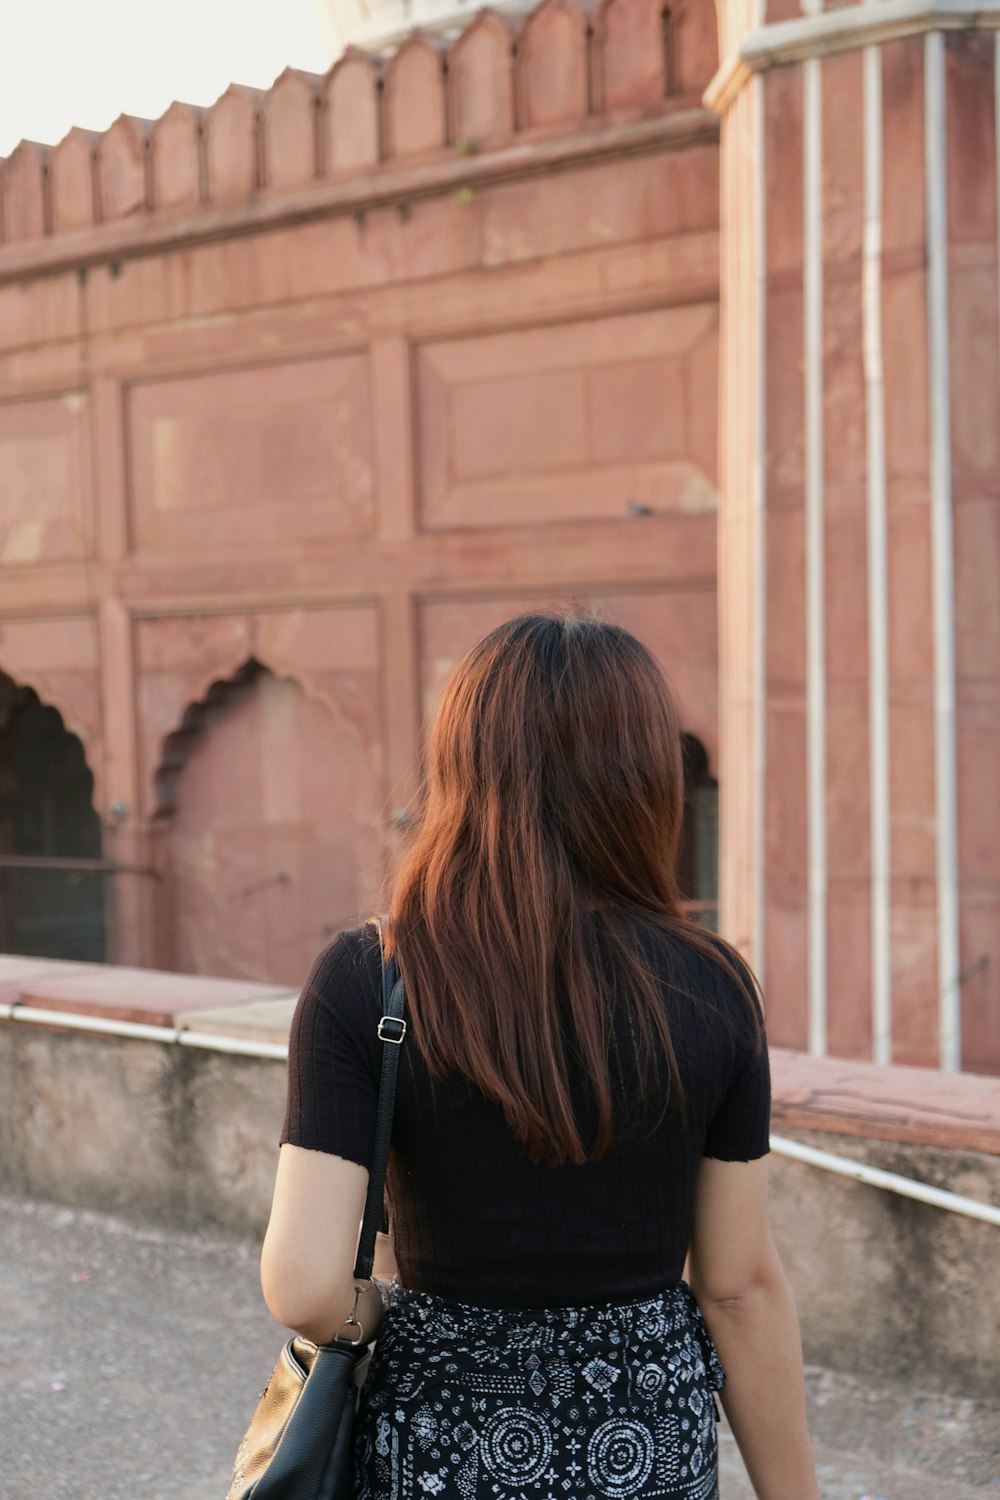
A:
[260,1143,384,1346]
[687,1155,819,1500]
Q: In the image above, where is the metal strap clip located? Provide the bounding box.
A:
[377,1014,407,1044]
[336,1282,370,1345]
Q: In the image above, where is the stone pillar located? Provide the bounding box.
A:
[710,1,1000,1071]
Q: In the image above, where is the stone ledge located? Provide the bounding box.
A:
[179,997,298,1044]
[0,954,295,1030]
[771,1048,1000,1157]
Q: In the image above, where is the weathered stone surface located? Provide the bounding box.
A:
[764,697,808,1049]
[203,84,260,205]
[945,31,997,246]
[99,115,150,220]
[764,64,803,276]
[151,101,202,212]
[383,35,447,158]
[597,0,667,114]
[961,894,1000,1073]
[882,36,926,255]
[517,0,592,130]
[769,1127,1000,1396]
[323,50,382,173]
[49,128,98,232]
[9,962,292,1027]
[771,1045,1000,1151]
[448,11,516,148]
[820,49,863,264]
[825,890,873,1058]
[261,68,321,191]
[1,140,48,241]
[180,995,297,1043]
[670,0,719,97]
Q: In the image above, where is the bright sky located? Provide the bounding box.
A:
[0,0,340,158]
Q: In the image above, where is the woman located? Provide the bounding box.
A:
[262,612,819,1500]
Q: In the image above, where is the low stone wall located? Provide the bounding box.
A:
[0,953,292,1236]
[769,1130,999,1398]
[0,1025,284,1238]
[2,956,998,1397]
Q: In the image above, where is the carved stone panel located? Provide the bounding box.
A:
[125,354,375,553]
[0,391,92,564]
[415,305,718,529]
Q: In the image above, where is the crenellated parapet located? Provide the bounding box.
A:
[0,0,716,251]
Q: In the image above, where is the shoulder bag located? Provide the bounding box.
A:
[226,951,407,1500]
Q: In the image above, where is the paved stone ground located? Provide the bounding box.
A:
[1,1193,996,1500]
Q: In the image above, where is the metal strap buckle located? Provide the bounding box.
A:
[377,1015,407,1044]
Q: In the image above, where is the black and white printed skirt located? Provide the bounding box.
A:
[354,1281,725,1500]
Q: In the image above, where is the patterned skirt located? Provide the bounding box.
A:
[354,1282,725,1500]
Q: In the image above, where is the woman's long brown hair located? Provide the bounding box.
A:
[386,611,760,1167]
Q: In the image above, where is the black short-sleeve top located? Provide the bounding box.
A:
[280,920,770,1309]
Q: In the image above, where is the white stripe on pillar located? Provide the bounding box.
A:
[753,68,767,979]
[924,30,961,1070]
[804,53,827,1056]
[863,45,892,1065]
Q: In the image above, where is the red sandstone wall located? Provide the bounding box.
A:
[0,0,722,986]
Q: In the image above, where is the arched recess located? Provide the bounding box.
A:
[678,732,719,931]
[0,672,106,961]
[153,658,384,985]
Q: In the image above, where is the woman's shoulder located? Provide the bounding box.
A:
[299,921,384,1015]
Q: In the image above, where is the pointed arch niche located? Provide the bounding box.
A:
[0,672,106,961]
[679,732,718,932]
[152,658,384,985]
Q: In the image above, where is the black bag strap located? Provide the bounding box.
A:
[352,948,406,1283]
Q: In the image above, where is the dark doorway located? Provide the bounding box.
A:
[678,733,719,932]
[0,675,106,962]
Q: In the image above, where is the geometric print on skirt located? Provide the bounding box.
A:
[354,1281,725,1500]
